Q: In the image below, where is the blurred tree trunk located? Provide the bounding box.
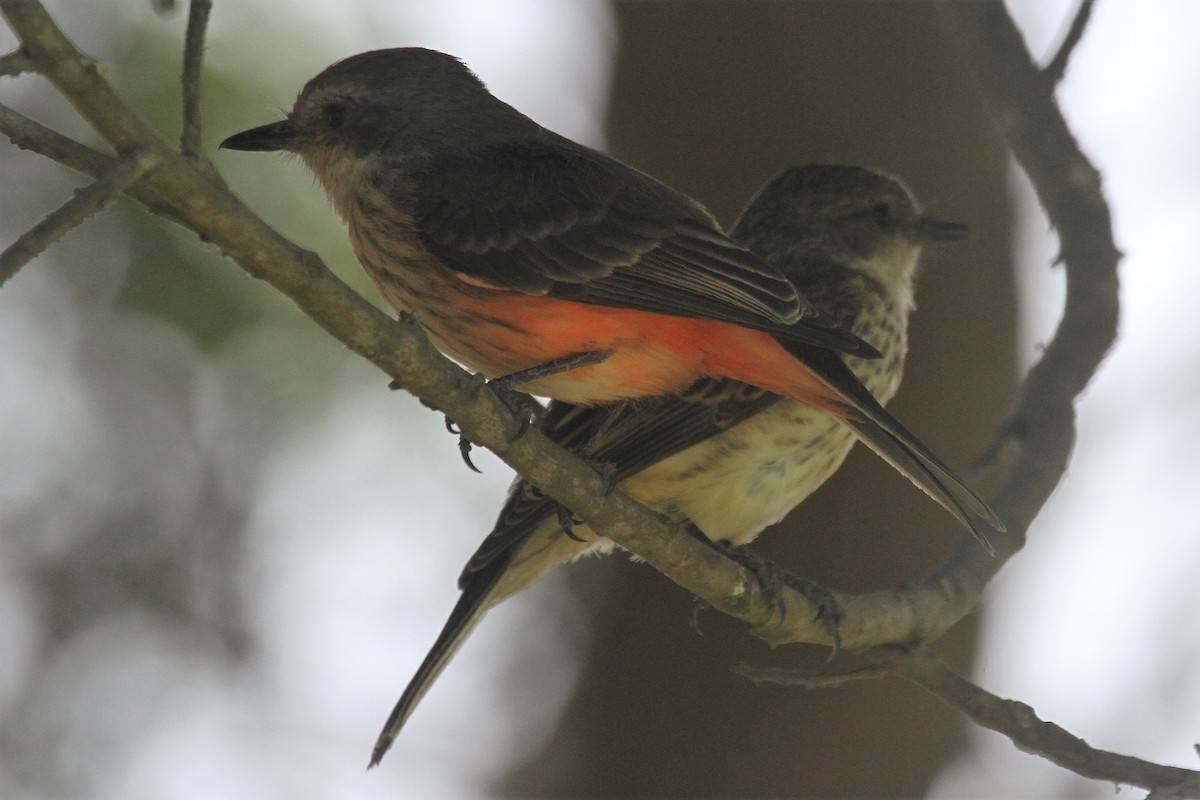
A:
[503,1,1015,796]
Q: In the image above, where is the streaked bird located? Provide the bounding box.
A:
[368,164,1001,766]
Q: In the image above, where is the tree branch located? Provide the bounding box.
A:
[1042,0,1097,85]
[928,0,1121,580]
[0,150,157,286]
[739,647,1200,794]
[0,102,191,227]
[745,0,1129,638]
[0,0,829,646]
[179,0,211,157]
[886,647,1200,795]
[0,100,116,173]
[734,3,1142,791]
[1,0,162,153]
[0,45,34,75]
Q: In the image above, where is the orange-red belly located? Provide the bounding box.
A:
[437,293,846,413]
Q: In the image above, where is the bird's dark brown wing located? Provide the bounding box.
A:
[458,381,781,585]
[411,140,876,356]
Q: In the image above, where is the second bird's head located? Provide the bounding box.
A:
[732,164,967,297]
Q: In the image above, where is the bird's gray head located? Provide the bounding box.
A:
[220,48,526,217]
[220,48,519,166]
[731,164,967,290]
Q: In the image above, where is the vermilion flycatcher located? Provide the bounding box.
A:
[219,49,908,405]
[220,47,997,535]
[364,164,1000,766]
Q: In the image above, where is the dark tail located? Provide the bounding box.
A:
[368,550,512,768]
[789,343,1005,549]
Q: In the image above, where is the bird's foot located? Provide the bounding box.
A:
[486,381,545,443]
[489,350,614,393]
[549,456,618,542]
[555,504,587,543]
[722,544,843,658]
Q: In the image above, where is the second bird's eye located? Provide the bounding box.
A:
[872,202,894,227]
[323,100,350,129]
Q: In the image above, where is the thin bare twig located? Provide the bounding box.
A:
[744,646,1200,793]
[885,647,1199,795]
[740,640,1200,793]
[1,0,161,152]
[180,0,212,157]
[0,46,34,75]
[0,101,112,172]
[732,662,885,689]
[0,151,157,285]
[0,103,191,228]
[1042,0,1098,85]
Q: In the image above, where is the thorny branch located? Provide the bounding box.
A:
[2,0,1191,792]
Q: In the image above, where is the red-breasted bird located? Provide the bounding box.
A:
[364,164,1003,766]
[221,47,894,413]
[220,47,997,535]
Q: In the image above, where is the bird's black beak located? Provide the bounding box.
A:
[219,119,301,152]
[911,216,969,245]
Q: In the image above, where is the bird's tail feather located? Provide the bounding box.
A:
[788,342,1005,547]
[368,552,510,769]
[844,415,1000,552]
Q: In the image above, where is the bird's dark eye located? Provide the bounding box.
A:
[872,202,894,227]
[322,100,350,129]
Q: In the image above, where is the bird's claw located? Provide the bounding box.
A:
[592,460,619,495]
[725,547,790,622]
[546,453,617,543]
[482,378,543,444]
[555,504,587,542]
[721,545,843,658]
[781,573,844,659]
[458,436,482,473]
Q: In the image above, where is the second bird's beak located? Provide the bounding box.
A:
[220,119,301,152]
[910,216,969,245]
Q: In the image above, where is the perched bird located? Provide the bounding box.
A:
[366,164,1002,766]
[220,46,884,415]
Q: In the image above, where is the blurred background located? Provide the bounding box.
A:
[2,1,1198,797]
